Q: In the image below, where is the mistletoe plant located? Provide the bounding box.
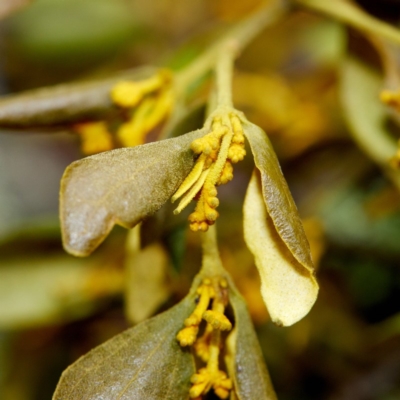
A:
[2,0,400,399]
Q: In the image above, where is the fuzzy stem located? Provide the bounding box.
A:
[200,225,225,276]
[215,44,237,108]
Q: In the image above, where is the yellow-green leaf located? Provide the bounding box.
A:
[60,128,206,257]
[340,57,400,189]
[0,254,121,329]
[226,282,277,400]
[243,171,318,326]
[53,290,197,400]
[243,121,314,273]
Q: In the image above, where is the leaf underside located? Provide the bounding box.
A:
[243,171,318,326]
[60,128,206,256]
[53,292,197,400]
[242,121,314,273]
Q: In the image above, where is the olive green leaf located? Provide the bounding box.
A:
[60,128,207,257]
[242,121,315,274]
[53,291,197,400]
[243,170,318,326]
[0,66,156,128]
[226,282,277,400]
[340,57,400,188]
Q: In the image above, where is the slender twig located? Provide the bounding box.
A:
[295,0,400,45]
[215,44,237,108]
[175,1,287,93]
[200,225,225,276]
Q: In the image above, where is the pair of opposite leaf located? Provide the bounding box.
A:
[53,274,277,400]
[60,109,319,327]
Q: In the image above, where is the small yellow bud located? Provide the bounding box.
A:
[177,326,199,346]
[218,161,233,185]
[232,132,245,144]
[203,310,232,331]
[191,139,204,154]
[111,81,143,108]
[75,122,114,155]
[228,144,246,163]
[205,207,219,222]
[207,196,219,208]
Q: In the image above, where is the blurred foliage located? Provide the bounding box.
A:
[1,0,400,399]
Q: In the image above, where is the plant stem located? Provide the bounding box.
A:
[176,0,287,92]
[295,0,400,45]
[200,225,225,276]
[215,44,236,108]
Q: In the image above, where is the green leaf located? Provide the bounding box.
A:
[0,66,156,128]
[242,121,315,274]
[60,129,206,257]
[341,57,395,164]
[0,254,117,329]
[53,290,197,400]
[340,57,400,188]
[226,282,277,400]
[243,171,318,326]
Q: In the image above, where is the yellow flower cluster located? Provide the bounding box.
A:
[74,70,173,154]
[380,89,400,112]
[177,278,233,399]
[172,113,246,231]
[74,122,114,155]
[112,70,173,147]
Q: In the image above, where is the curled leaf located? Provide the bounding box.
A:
[243,121,314,273]
[53,291,197,400]
[60,129,206,257]
[243,171,318,326]
[0,67,156,128]
[226,282,277,400]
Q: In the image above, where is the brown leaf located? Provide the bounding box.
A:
[60,129,207,257]
[226,281,277,400]
[243,171,318,326]
[0,67,156,128]
[53,291,197,400]
[242,121,314,274]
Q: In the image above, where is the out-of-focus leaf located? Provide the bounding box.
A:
[53,288,197,400]
[226,282,277,400]
[7,0,138,62]
[296,0,400,45]
[0,0,31,20]
[0,66,156,128]
[340,57,400,188]
[243,171,318,326]
[60,129,206,257]
[125,227,170,324]
[243,121,315,274]
[0,255,122,329]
